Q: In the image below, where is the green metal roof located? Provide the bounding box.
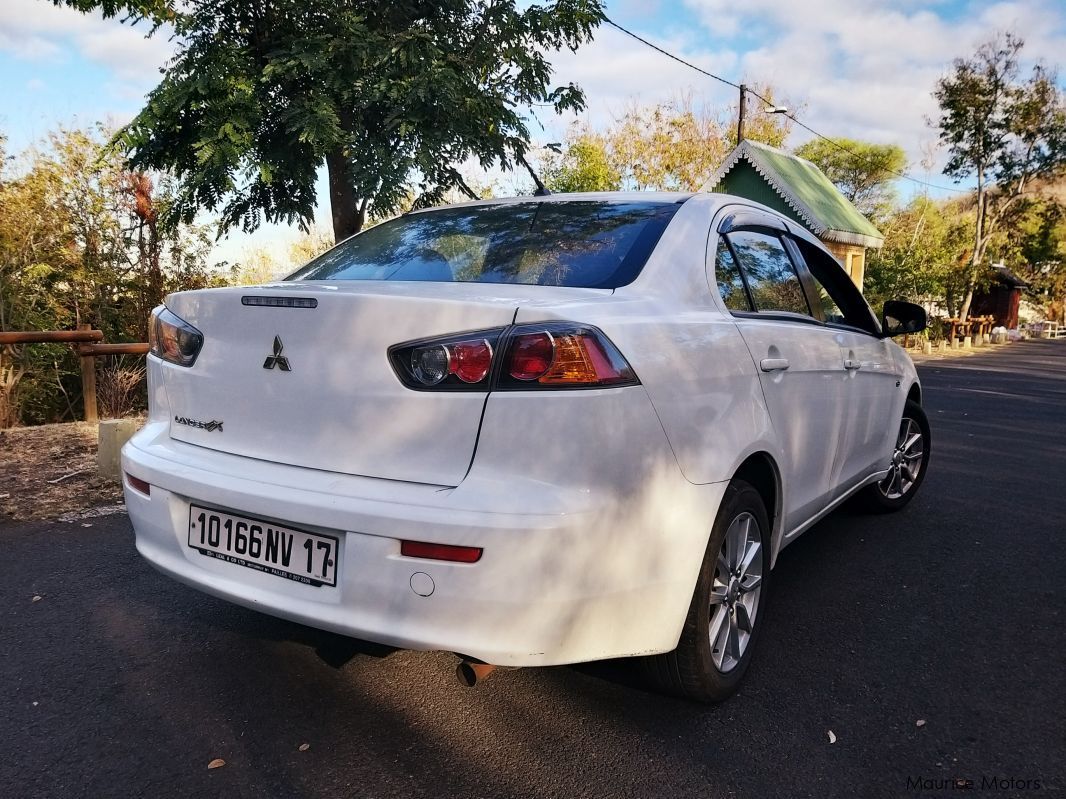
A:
[704,140,884,249]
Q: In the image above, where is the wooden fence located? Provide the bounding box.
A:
[0,325,148,423]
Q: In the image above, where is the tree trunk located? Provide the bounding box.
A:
[958,285,975,323]
[959,180,985,322]
[326,149,365,243]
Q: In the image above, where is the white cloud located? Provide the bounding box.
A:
[546,23,739,135]
[637,0,1066,193]
[0,0,171,89]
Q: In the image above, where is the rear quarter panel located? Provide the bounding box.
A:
[513,193,779,489]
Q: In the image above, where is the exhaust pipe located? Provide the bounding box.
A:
[456,660,497,687]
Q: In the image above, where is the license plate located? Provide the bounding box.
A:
[188,505,338,587]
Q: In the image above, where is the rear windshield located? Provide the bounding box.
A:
[286,200,680,289]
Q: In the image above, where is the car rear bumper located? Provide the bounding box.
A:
[122,420,724,667]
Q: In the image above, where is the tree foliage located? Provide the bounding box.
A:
[540,129,620,193]
[540,91,793,194]
[932,32,1066,319]
[992,196,1066,322]
[54,0,605,242]
[0,126,225,426]
[864,196,971,313]
[794,138,906,220]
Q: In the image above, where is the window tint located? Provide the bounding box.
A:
[792,238,879,334]
[726,230,811,317]
[714,238,752,311]
[286,201,679,289]
[813,281,846,323]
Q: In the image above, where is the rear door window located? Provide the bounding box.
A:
[713,238,753,312]
[725,230,812,317]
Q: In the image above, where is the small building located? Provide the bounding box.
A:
[703,140,884,289]
[971,264,1027,329]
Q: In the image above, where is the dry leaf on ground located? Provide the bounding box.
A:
[0,421,140,521]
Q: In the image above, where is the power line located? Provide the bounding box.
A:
[742,85,969,194]
[603,18,740,91]
[603,16,969,195]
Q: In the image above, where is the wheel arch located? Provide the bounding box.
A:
[731,451,784,567]
[907,382,922,406]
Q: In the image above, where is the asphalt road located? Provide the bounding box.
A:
[2,340,1064,798]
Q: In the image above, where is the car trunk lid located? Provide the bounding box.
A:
[160,282,593,486]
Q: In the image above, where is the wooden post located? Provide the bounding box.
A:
[78,323,98,423]
[98,419,138,481]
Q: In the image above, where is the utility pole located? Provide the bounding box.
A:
[736,84,747,144]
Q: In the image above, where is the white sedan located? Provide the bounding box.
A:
[123,192,930,702]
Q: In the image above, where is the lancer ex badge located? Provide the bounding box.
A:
[263,335,291,371]
[174,416,223,432]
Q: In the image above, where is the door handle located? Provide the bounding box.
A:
[844,358,862,370]
[760,358,790,372]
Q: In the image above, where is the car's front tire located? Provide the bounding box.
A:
[856,399,931,513]
[641,479,770,703]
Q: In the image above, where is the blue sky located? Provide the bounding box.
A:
[2,0,1065,261]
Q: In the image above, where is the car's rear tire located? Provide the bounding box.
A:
[855,399,931,514]
[641,479,770,703]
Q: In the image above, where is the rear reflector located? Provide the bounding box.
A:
[401,540,482,563]
[125,473,151,496]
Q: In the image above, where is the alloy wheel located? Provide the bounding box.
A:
[709,511,763,673]
[878,416,925,500]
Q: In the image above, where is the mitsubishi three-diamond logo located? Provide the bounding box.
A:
[263,335,291,371]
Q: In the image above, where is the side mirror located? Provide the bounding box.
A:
[881,300,927,338]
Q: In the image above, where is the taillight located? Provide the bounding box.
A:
[149,306,203,367]
[389,323,638,391]
[499,324,638,388]
[390,329,503,390]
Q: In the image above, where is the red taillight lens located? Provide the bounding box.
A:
[401,540,483,563]
[452,339,493,383]
[508,332,555,380]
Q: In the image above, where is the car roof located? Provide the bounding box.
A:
[405,191,698,214]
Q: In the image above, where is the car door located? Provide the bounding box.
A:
[786,235,902,494]
[713,219,850,535]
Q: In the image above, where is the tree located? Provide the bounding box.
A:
[794,138,906,220]
[864,196,971,314]
[0,126,225,426]
[53,0,605,242]
[996,197,1066,322]
[608,96,728,192]
[933,32,1066,320]
[541,128,620,193]
[539,91,793,194]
